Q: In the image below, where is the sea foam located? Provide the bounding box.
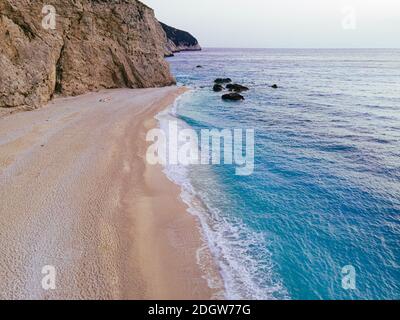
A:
[155,90,289,299]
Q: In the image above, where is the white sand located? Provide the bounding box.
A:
[0,87,221,300]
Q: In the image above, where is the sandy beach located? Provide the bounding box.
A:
[0,86,221,300]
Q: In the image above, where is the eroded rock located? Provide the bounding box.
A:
[160,22,201,55]
[222,93,245,101]
[214,78,232,84]
[0,0,176,109]
[226,84,249,92]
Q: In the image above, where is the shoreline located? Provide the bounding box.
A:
[0,86,222,299]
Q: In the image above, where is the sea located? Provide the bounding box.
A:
[158,48,400,300]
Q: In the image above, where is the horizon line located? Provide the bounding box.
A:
[199,47,400,50]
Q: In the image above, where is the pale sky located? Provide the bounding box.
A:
[142,0,400,48]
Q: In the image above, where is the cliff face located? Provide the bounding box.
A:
[160,22,201,56]
[0,0,176,110]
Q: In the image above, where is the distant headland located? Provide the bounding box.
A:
[160,22,201,57]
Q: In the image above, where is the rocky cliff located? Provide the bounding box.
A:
[0,0,176,110]
[160,22,201,56]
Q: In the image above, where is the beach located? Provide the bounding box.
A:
[0,86,221,300]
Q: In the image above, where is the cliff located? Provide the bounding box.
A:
[160,22,201,56]
[0,0,176,110]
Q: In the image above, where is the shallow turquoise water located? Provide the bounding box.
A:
[165,49,400,300]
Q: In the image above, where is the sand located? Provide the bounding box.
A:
[0,87,222,300]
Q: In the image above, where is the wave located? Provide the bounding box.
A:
[155,90,289,300]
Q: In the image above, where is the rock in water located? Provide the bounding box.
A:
[271,84,278,89]
[160,22,201,56]
[213,84,224,92]
[214,78,232,84]
[222,93,245,101]
[226,84,249,92]
[0,0,176,109]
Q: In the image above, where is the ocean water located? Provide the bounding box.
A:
[161,48,400,300]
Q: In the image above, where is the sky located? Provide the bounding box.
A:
[142,0,400,48]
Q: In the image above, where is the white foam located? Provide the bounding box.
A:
[155,91,289,300]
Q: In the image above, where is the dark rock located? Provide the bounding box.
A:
[226,84,249,92]
[196,65,203,68]
[214,78,232,84]
[213,84,224,92]
[222,93,245,101]
[160,22,201,53]
[271,84,278,89]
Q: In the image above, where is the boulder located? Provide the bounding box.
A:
[214,78,232,84]
[222,93,245,101]
[213,84,223,92]
[226,84,249,92]
[271,84,278,89]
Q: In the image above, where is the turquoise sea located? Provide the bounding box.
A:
[162,49,400,300]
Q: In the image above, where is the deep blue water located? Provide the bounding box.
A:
[164,48,400,300]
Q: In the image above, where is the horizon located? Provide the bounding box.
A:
[182,47,400,49]
[142,0,400,49]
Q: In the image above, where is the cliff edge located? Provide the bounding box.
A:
[0,0,176,110]
[160,22,201,56]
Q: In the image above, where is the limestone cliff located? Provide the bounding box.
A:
[160,22,201,56]
[0,0,176,110]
